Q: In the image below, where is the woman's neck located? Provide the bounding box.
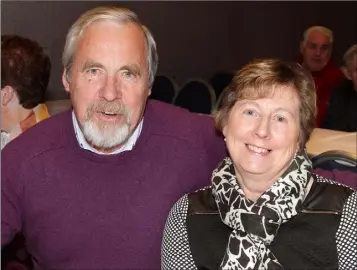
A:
[5,106,33,132]
[235,170,313,202]
[236,174,277,202]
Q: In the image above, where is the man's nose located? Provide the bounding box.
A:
[99,76,121,101]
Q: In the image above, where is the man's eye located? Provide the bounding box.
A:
[87,68,99,75]
[123,70,134,78]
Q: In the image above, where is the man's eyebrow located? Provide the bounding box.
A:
[81,60,105,71]
[120,64,141,76]
[307,41,331,47]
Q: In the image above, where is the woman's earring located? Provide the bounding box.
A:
[224,138,226,142]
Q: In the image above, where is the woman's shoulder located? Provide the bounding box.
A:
[314,173,356,193]
[302,174,356,214]
[168,186,214,219]
[187,186,218,215]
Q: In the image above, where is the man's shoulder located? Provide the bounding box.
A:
[2,110,72,160]
[324,60,344,80]
[146,100,222,142]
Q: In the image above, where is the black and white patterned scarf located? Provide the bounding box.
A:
[212,150,312,270]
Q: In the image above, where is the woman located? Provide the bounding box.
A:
[322,44,357,132]
[161,59,357,270]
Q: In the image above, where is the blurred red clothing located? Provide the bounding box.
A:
[298,59,344,127]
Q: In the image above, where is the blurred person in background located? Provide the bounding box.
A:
[299,26,344,127]
[1,34,51,270]
[322,44,357,132]
[1,35,51,149]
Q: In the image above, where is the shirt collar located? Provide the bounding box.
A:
[72,111,143,155]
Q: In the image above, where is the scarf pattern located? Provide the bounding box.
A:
[212,151,312,270]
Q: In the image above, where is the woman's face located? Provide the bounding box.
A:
[223,86,301,181]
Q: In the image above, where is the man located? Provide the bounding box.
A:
[1,35,51,149]
[322,44,357,132]
[1,6,226,269]
[299,26,344,126]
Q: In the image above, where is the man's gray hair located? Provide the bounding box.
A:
[62,6,158,86]
[343,44,357,68]
[303,26,334,45]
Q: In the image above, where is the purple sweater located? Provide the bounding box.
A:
[1,100,227,269]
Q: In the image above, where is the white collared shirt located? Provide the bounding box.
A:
[72,111,143,155]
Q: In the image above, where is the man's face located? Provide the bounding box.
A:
[63,20,151,153]
[300,30,332,72]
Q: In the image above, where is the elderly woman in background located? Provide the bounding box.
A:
[322,44,357,132]
[162,59,357,270]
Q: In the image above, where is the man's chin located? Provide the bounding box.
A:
[82,119,130,149]
[85,131,128,151]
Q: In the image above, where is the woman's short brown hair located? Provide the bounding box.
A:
[215,59,317,149]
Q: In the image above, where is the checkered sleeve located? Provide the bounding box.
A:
[161,195,197,270]
[336,191,357,270]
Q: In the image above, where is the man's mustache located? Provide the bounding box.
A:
[85,100,130,123]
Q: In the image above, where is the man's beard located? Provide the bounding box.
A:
[82,100,131,150]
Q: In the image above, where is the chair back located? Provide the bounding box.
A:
[150,75,178,104]
[312,150,357,189]
[209,71,234,100]
[212,86,230,113]
[173,79,216,114]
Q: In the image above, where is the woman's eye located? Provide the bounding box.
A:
[244,109,256,116]
[276,116,286,122]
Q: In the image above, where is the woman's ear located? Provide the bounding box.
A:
[1,86,15,106]
[222,125,227,138]
[341,66,352,80]
[62,69,70,93]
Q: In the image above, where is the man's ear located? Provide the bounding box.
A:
[341,66,352,80]
[1,86,15,106]
[62,69,70,93]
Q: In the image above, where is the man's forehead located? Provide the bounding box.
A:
[307,31,331,45]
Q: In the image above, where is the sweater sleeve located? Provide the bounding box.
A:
[161,195,197,270]
[1,147,25,247]
[336,191,357,269]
